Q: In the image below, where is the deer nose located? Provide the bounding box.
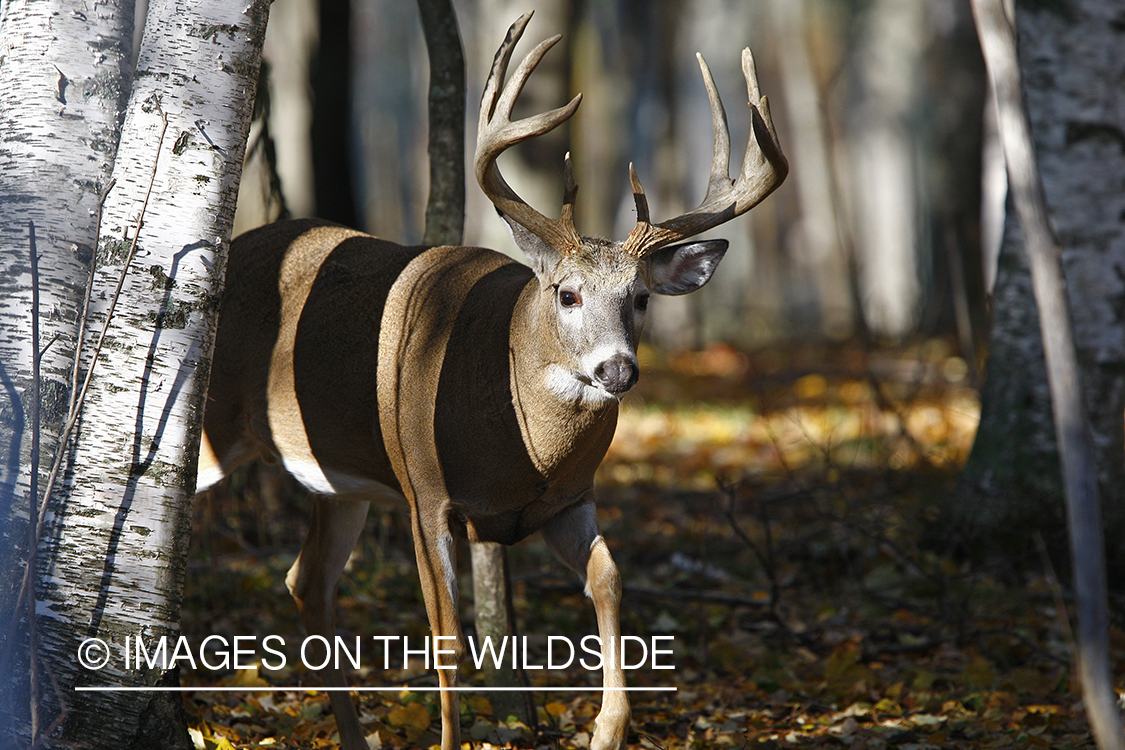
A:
[594,354,639,394]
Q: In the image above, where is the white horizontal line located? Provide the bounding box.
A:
[75,686,676,693]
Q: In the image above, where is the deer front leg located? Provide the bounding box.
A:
[542,501,629,750]
[285,495,371,750]
[409,504,465,750]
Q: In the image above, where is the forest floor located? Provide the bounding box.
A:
[181,339,1123,749]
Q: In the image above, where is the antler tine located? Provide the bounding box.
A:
[628,163,650,224]
[478,12,529,130]
[560,152,579,227]
[623,46,788,257]
[476,13,584,254]
[698,53,733,197]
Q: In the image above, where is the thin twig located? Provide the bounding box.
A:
[1034,531,1077,670]
[723,482,780,612]
[28,656,68,750]
[37,334,61,360]
[28,220,41,742]
[37,179,116,542]
[856,625,1070,668]
[70,179,116,404]
[634,731,670,750]
[525,580,770,609]
[863,367,927,463]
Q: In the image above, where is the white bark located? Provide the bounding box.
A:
[29,0,269,746]
[0,0,133,737]
[980,83,1007,294]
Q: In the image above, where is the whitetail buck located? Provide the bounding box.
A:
[196,12,785,750]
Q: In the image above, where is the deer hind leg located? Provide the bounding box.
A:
[285,494,371,750]
[542,500,629,750]
[408,504,465,750]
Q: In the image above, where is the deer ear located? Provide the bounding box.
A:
[645,239,728,295]
[498,209,560,277]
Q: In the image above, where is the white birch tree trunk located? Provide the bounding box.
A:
[0,0,134,739]
[25,1,270,746]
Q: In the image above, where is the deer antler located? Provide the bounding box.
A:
[476,12,584,255]
[622,48,788,257]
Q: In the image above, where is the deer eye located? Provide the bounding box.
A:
[635,293,650,311]
[559,288,582,308]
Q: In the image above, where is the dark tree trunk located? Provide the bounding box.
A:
[311,0,359,228]
[953,0,1125,580]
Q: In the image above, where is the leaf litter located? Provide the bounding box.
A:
[183,340,1120,749]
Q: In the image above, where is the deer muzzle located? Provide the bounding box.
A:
[593,353,640,394]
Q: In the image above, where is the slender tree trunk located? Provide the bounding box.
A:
[847,0,927,337]
[311,0,358,228]
[28,1,270,746]
[0,0,134,740]
[418,0,465,248]
[770,0,852,337]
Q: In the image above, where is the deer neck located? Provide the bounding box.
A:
[507,281,619,484]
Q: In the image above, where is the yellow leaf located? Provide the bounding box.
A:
[873,698,902,716]
[217,664,270,688]
[388,702,431,742]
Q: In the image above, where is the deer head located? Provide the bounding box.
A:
[475,12,788,404]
